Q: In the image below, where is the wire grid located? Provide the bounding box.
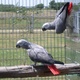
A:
[66,2,80,80]
[0,0,66,80]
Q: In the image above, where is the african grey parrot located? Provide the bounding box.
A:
[16,39,64,75]
[42,2,73,34]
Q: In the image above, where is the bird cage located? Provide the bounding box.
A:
[73,11,80,34]
[66,8,80,80]
[0,0,80,80]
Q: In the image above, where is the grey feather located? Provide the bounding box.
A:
[42,2,70,34]
[16,39,64,65]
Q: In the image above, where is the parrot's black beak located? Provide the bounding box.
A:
[42,28,46,31]
[16,44,20,48]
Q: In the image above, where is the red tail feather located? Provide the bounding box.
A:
[68,2,73,15]
[48,65,60,75]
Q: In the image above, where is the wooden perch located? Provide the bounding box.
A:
[0,63,80,78]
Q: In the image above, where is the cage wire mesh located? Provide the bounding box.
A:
[65,1,80,80]
[0,0,78,80]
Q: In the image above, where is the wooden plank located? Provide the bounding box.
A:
[0,63,80,78]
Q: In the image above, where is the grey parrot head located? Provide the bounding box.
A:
[42,22,50,31]
[16,39,30,49]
